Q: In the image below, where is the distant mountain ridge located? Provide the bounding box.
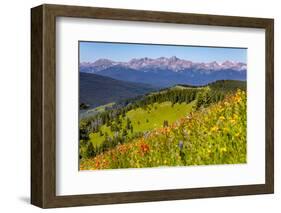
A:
[80,56,246,73]
[80,57,247,87]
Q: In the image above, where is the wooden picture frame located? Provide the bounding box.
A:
[31,4,274,208]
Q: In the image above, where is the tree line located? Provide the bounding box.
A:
[80,82,245,159]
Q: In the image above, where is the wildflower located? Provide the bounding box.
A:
[223,127,230,132]
[220,147,227,153]
[178,140,183,150]
[143,132,149,139]
[118,145,127,153]
[219,116,225,121]
[140,143,150,154]
[230,119,236,124]
[183,129,190,138]
[235,96,242,103]
[95,160,100,168]
[211,126,219,132]
[165,127,171,134]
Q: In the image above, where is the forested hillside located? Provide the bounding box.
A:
[79,72,156,108]
[79,80,246,169]
[81,89,246,169]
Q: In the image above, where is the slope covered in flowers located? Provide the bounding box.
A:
[80,90,246,170]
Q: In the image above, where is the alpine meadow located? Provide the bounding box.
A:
[79,42,247,170]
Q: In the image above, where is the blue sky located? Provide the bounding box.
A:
[79,41,247,63]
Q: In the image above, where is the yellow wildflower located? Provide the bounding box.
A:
[219,116,225,121]
[220,147,227,153]
[211,126,219,132]
[224,101,230,106]
[235,96,242,103]
[230,119,236,124]
[233,114,239,119]
[223,127,230,132]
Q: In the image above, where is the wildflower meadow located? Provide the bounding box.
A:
[80,88,247,170]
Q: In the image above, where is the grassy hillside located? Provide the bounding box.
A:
[79,80,247,169]
[80,90,246,170]
[79,84,203,159]
[88,101,195,147]
[80,102,115,120]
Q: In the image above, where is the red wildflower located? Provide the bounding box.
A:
[140,143,150,154]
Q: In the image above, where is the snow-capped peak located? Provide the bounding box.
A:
[80,57,247,73]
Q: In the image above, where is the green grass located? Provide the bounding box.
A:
[172,85,205,90]
[80,102,115,120]
[149,85,204,96]
[89,102,115,113]
[80,90,247,170]
[89,101,196,147]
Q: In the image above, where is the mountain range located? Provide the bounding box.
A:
[80,56,247,87]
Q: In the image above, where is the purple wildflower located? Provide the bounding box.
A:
[178,140,183,150]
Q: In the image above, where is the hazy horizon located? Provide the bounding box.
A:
[80,56,246,64]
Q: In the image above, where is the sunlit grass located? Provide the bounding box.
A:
[88,101,195,147]
[80,90,246,170]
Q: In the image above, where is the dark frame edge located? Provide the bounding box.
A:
[45,184,271,208]
[31,4,57,208]
[31,5,44,208]
[265,19,274,194]
[41,3,273,27]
